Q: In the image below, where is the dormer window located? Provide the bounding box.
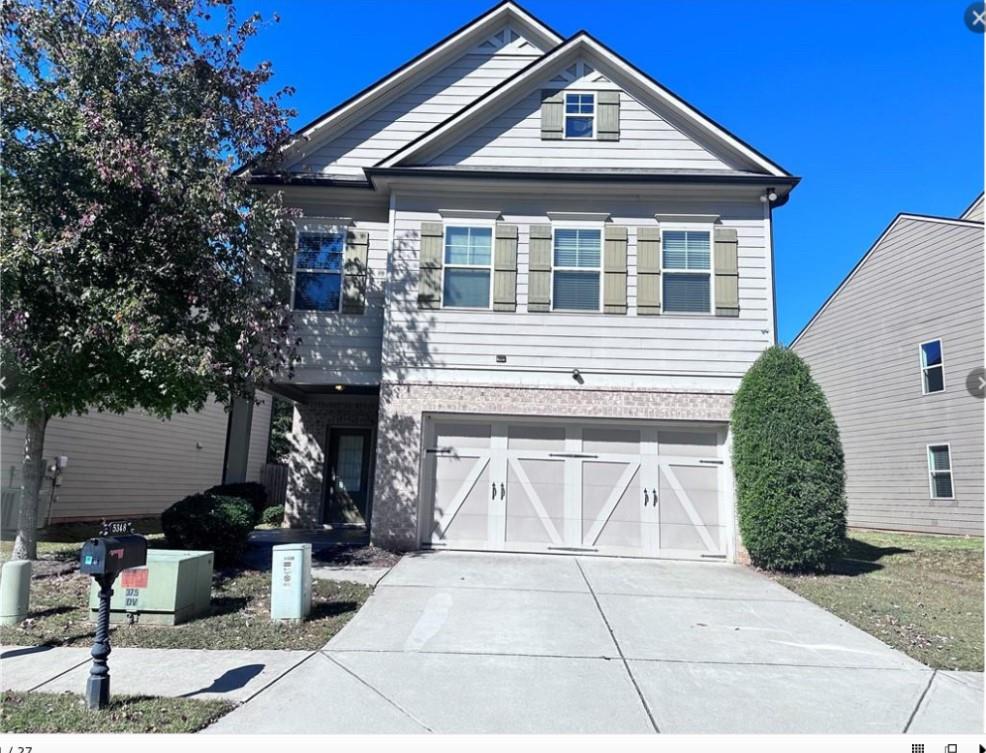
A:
[564,93,595,138]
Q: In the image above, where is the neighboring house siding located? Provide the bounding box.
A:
[286,193,390,385]
[793,218,984,535]
[287,44,541,177]
[428,80,733,171]
[962,194,984,222]
[384,193,773,391]
[1,393,273,522]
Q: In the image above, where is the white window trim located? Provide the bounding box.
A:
[440,220,496,311]
[562,91,596,140]
[919,338,946,395]
[659,223,716,316]
[292,220,349,314]
[550,221,604,313]
[926,442,955,500]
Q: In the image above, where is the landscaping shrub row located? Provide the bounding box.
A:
[160,481,279,566]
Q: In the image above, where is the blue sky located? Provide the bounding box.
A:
[243,0,983,343]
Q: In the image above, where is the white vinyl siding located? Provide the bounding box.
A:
[286,43,541,176]
[426,84,735,171]
[387,194,773,391]
[793,218,983,535]
[927,444,954,500]
[919,339,945,394]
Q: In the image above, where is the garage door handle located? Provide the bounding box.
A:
[643,489,649,506]
[500,482,506,499]
[492,482,497,500]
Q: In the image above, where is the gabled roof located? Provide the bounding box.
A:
[790,213,985,347]
[253,1,562,174]
[377,31,792,178]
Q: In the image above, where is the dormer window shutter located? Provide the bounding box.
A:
[493,223,518,311]
[527,224,553,311]
[636,227,662,315]
[342,229,369,314]
[418,221,444,309]
[713,227,740,317]
[597,91,620,141]
[603,225,627,314]
[540,90,563,141]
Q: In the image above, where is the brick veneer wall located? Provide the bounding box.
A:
[370,381,734,551]
[285,396,379,527]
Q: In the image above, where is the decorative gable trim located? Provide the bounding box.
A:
[377,32,792,178]
[472,23,542,56]
[548,59,611,86]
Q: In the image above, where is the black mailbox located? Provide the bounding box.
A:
[80,535,148,575]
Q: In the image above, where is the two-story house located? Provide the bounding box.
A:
[792,196,984,536]
[248,1,798,561]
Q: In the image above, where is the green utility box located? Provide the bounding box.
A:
[88,549,213,625]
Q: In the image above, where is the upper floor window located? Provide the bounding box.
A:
[294,229,344,311]
[443,226,492,308]
[927,444,954,499]
[565,93,595,138]
[662,230,712,314]
[920,339,945,394]
[553,227,601,311]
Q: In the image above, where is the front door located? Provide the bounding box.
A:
[324,428,373,527]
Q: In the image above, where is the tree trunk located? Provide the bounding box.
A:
[12,413,48,561]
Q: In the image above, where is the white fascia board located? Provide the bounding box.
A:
[277,3,562,160]
[790,213,984,348]
[380,33,791,178]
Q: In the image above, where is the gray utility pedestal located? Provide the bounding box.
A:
[271,543,312,622]
[88,549,213,626]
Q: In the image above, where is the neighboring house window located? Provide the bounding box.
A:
[927,444,954,499]
[920,339,945,394]
[443,226,492,308]
[553,227,601,311]
[662,230,712,314]
[294,229,344,311]
[564,92,594,138]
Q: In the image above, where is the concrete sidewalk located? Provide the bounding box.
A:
[1,645,312,703]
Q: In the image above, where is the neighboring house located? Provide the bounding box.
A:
[0,393,273,526]
[250,2,798,561]
[792,196,984,535]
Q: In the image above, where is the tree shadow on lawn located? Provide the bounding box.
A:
[825,538,914,577]
[309,600,362,620]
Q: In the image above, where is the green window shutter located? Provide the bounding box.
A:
[541,90,563,141]
[493,223,518,312]
[528,223,552,312]
[636,227,661,315]
[418,221,444,310]
[341,228,369,314]
[597,90,620,141]
[714,227,739,317]
[603,225,627,314]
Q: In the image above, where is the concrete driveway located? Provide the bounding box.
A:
[206,551,983,734]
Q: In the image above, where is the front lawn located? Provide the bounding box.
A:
[771,530,983,671]
[0,691,231,733]
[0,567,369,651]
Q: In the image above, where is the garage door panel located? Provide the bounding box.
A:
[507,425,566,451]
[505,458,565,546]
[434,458,491,543]
[659,430,718,457]
[660,521,725,552]
[434,421,491,449]
[583,427,641,455]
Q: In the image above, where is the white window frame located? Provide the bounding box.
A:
[440,221,495,311]
[919,338,946,395]
[292,220,348,314]
[659,223,715,316]
[550,222,604,313]
[926,443,955,500]
[562,91,596,140]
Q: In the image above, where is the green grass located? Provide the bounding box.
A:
[0,691,232,733]
[772,530,983,671]
[0,569,369,651]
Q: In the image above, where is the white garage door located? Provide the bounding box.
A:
[422,417,730,561]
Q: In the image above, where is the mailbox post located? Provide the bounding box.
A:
[79,525,147,710]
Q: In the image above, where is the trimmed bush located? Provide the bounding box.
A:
[260,505,284,527]
[731,346,847,571]
[204,482,268,522]
[161,494,255,566]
